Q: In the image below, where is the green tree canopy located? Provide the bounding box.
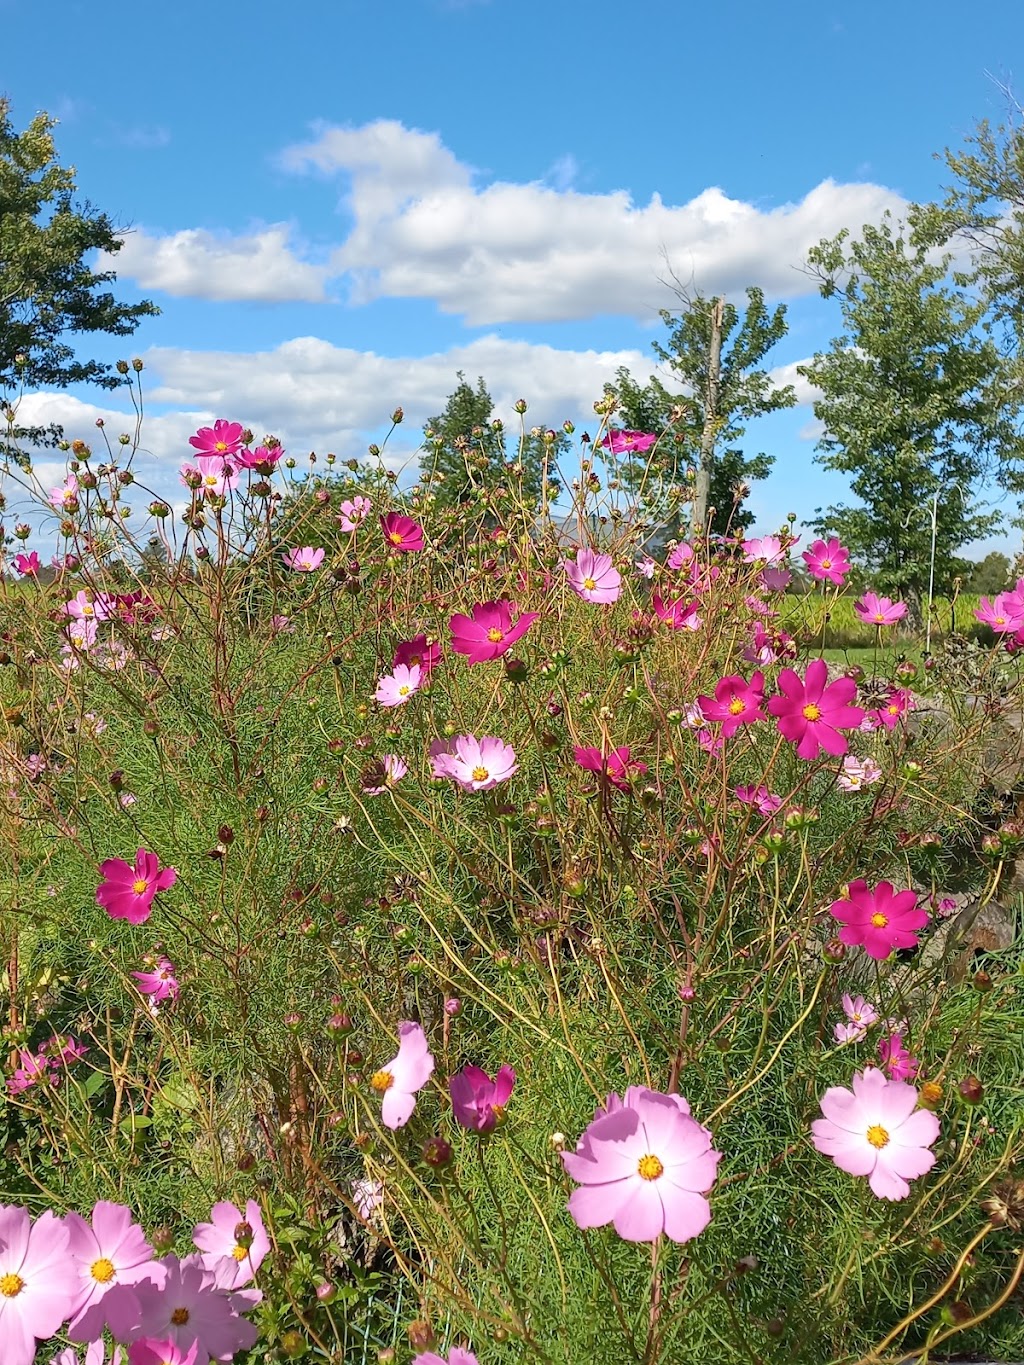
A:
[607,285,795,539]
[798,214,1021,616]
[0,99,156,444]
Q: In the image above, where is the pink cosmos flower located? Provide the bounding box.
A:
[449,1064,516,1132]
[430,735,518,791]
[601,429,657,455]
[974,592,1024,633]
[768,659,865,760]
[338,496,372,532]
[132,1254,257,1360]
[233,443,282,472]
[802,537,851,586]
[829,880,929,960]
[96,849,178,926]
[854,592,908,627]
[635,555,656,579]
[0,1205,79,1365]
[448,600,539,664]
[666,542,695,571]
[393,634,441,676]
[374,663,422,707]
[574,745,647,792]
[734,785,782,815]
[742,535,789,564]
[760,565,792,593]
[380,512,424,553]
[563,549,622,604]
[65,589,114,622]
[6,1050,50,1096]
[878,1032,919,1082]
[351,1178,384,1221]
[129,1341,199,1365]
[64,618,98,655]
[372,1022,435,1129]
[48,473,80,512]
[189,420,245,457]
[811,1066,939,1200]
[698,672,765,738]
[562,1087,721,1243]
[192,1201,269,1290]
[361,755,409,795]
[12,552,39,576]
[65,1200,158,1343]
[193,455,239,498]
[652,594,701,630]
[834,994,878,1044]
[837,756,883,791]
[282,546,324,573]
[742,626,795,666]
[270,615,295,634]
[413,1350,478,1365]
[132,956,180,1005]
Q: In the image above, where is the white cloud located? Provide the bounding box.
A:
[280,120,908,324]
[767,359,821,407]
[99,226,330,303]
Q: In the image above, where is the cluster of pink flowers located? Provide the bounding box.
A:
[0,1197,265,1365]
[974,580,1024,636]
[6,1035,88,1096]
[179,422,283,502]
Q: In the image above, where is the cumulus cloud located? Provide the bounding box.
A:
[99,226,331,303]
[279,119,908,324]
[767,359,821,408]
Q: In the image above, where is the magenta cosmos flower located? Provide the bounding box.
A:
[449,1064,516,1132]
[132,956,180,1005]
[601,429,657,455]
[192,1200,269,1290]
[413,1351,478,1365]
[282,546,324,572]
[393,634,441,676]
[96,850,177,926]
[767,659,864,760]
[563,548,622,604]
[802,537,851,586]
[12,552,39,576]
[189,419,245,457]
[829,880,929,960]
[878,1031,919,1082]
[449,599,540,664]
[129,1340,200,1365]
[0,1205,79,1365]
[430,735,518,791]
[380,512,424,553]
[854,592,908,626]
[698,672,765,738]
[652,594,701,630]
[811,1067,939,1200]
[374,663,423,707]
[371,1021,435,1130]
[975,592,1024,633]
[562,1087,721,1243]
[574,745,647,792]
[734,784,782,815]
[65,1200,157,1343]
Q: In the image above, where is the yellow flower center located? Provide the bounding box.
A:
[866,1124,890,1149]
[388,531,403,545]
[0,1272,24,1298]
[728,698,746,715]
[582,577,597,591]
[637,1153,664,1181]
[870,912,889,928]
[214,441,228,452]
[171,1306,190,1325]
[397,685,410,697]
[802,703,821,721]
[471,766,489,782]
[82,603,94,617]
[887,704,899,714]
[232,1245,248,1262]
[821,558,832,569]
[91,1257,115,1284]
[204,475,218,486]
[132,879,149,896]
[995,616,1006,626]
[873,613,886,623]
[370,1069,394,1093]
[486,628,505,643]
[848,776,861,787]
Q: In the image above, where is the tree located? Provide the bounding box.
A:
[798,214,1021,618]
[964,550,1012,595]
[0,100,156,443]
[420,373,563,511]
[609,285,796,538]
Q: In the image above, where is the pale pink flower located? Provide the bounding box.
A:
[282,546,325,573]
[361,754,408,795]
[974,592,1024,633]
[666,542,694,571]
[64,590,113,622]
[0,1205,79,1365]
[48,473,80,512]
[742,535,789,564]
[338,496,372,532]
[760,565,791,592]
[635,556,656,579]
[192,1200,269,1290]
[413,1350,478,1365]
[374,663,422,707]
[563,548,622,604]
[65,1200,158,1343]
[854,592,908,627]
[834,994,877,1043]
[837,756,883,791]
[351,1179,384,1221]
[270,615,295,634]
[430,735,518,791]
[132,1254,257,1360]
[372,1022,435,1129]
[193,455,239,498]
[811,1067,939,1200]
[734,785,782,815]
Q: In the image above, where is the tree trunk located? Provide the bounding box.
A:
[693,296,724,537]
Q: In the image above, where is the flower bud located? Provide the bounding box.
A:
[918,1080,942,1110]
[958,1075,984,1106]
[822,938,847,964]
[280,1329,307,1358]
[422,1135,453,1168]
[233,1220,254,1250]
[407,1320,434,1350]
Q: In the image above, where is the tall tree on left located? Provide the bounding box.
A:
[0,100,157,443]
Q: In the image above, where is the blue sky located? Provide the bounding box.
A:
[4,0,1024,550]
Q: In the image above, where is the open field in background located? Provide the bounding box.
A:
[781,593,987,652]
